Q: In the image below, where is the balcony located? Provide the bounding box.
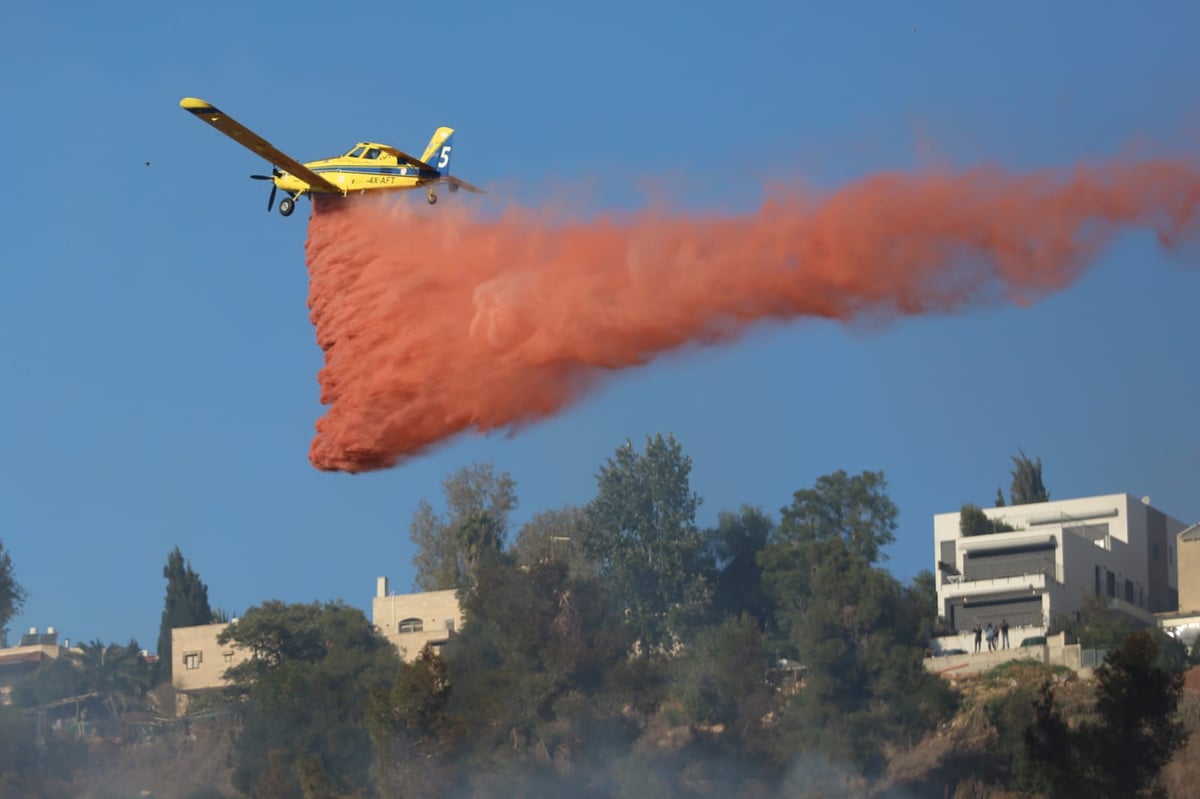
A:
[941,570,1053,600]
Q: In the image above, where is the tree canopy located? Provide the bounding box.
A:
[1008,449,1050,505]
[581,433,712,655]
[217,600,401,798]
[0,538,26,643]
[959,503,1018,536]
[7,433,1192,798]
[511,504,596,578]
[1021,630,1186,798]
[155,546,214,683]
[410,462,518,591]
[758,469,955,775]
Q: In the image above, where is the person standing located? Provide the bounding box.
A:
[1000,618,1010,649]
[974,622,982,653]
[985,622,996,651]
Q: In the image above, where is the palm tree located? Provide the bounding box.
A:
[70,639,152,721]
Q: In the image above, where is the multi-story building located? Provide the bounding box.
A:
[933,493,1186,643]
[371,577,463,661]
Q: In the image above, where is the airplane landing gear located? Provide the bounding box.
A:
[427,190,438,205]
[279,197,295,216]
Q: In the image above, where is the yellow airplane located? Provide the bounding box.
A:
[180,96,483,217]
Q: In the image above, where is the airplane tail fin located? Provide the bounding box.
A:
[420,127,456,175]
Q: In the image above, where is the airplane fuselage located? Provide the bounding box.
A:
[277,142,440,196]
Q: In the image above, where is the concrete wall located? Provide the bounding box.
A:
[171,622,252,693]
[371,578,464,662]
[1178,525,1200,613]
[925,631,1082,678]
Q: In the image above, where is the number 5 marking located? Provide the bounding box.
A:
[437,145,452,168]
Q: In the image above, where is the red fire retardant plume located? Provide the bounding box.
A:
[304,158,1200,472]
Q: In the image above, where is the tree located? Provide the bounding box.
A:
[156,547,214,683]
[959,503,1017,536]
[0,538,26,645]
[410,462,518,591]
[1082,630,1185,797]
[367,645,462,799]
[581,434,712,655]
[1021,630,1186,798]
[1009,449,1050,505]
[910,569,937,618]
[373,549,644,796]
[776,469,897,565]
[671,613,775,745]
[70,639,153,721]
[995,487,1006,507]
[706,505,776,628]
[218,600,401,798]
[511,504,596,578]
[759,470,956,775]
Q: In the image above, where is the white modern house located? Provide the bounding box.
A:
[932,493,1185,649]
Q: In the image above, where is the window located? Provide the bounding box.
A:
[445,619,455,634]
[365,148,381,159]
[223,651,234,663]
[398,617,423,634]
[183,652,201,670]
[348,146,365,157]
[1106,570,1115,598]
[1124,579,1134,604]
[1094,565,1101,597]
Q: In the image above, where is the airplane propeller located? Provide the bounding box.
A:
[250,168,283,212]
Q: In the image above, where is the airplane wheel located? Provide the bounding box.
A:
[279,198,295,216]
[427,192,438,205]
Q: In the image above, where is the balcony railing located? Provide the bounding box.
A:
[942,571,1060,595]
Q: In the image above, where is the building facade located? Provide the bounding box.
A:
[0,626,69,705]
[1177,523,1200,614]
[933,493,1185,640]
[1159,523,1200,647]
[371,577,463,661]
[171,621,252,695]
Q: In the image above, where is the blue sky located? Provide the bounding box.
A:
[1,2,1197,650]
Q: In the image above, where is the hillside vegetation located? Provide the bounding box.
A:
[3,439,1194,798]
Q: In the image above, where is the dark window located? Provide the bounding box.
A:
[398,617,423,634]
[1106,571,1115,597]
[1124,579,1134,604]
[962,543,1056,582]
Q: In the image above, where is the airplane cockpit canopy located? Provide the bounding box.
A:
[345,144,384,159]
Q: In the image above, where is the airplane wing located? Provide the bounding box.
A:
[180,97,341,193]
[377,145,439,172]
